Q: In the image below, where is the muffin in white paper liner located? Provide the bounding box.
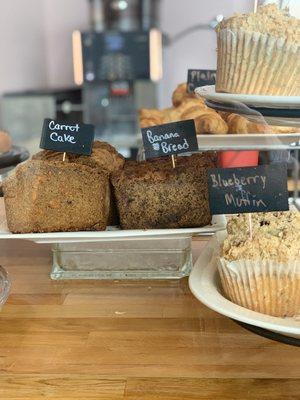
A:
[218,257,300,318]
[216,27,300,96]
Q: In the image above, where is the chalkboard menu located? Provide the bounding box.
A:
[187,69,216,93]
[207,164,289,215]
[40,119,95,156]
[142,120,199,159]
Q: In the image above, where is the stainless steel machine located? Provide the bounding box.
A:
[73,0,162,157]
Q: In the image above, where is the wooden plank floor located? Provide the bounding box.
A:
[0,239,299,399]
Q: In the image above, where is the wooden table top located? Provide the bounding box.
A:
[0,238,299,399]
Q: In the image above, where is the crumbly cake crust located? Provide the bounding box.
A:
[33,141,124,174]
[222,212,300,264]
[218,4,300,44]
[33,141,124,226]
[3,160,110,233]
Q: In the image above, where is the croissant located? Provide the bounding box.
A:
[176,99,207,117]
[181,106,214,121]
[270,126,300,134]
[226,114,271,134]
[172,83,196,107]
[247,121,271,134]
[181,106,228,135]
[194,112,228,135]
[226,114,249,133]
[139,108,164,120]
[161,107,181,123]
[217,111,231,121]
[140,117,162,128]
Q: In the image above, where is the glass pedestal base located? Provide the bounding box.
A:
[50,236,192,280]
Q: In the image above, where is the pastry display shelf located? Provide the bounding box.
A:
[195,86,300,109]
[195,85,300,150]
[0,199,226,280]
[197,134,300,151]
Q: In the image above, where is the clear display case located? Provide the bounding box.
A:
[48,93,300,278]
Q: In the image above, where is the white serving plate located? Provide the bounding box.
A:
[189,232,300,339]
[195,85,300,109]
[0,199,226,244]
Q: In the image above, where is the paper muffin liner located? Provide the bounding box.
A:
[216,28,300,96]
[218,257,300,318]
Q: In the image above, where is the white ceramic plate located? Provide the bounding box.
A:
[0,199,226,244]
[195,85,300,109]
[189,232,300,339]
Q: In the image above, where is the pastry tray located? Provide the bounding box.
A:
[197,133,300,151]
[195,85,300,149]
[0,199,226,244]
[0,146,29,169]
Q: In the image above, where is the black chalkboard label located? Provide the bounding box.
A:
[187,69,216,93]
[142,120,198,159]
[40,119,95,156]
[208,164,289,215]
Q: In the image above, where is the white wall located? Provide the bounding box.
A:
[0,0,252,101]
[41,0,253,105]
[0,0,298,105]
[160,0,252,105]
[0,0,47,93]
[43,0,89,88]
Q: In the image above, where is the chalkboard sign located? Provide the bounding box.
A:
[142,120,198,159]
[207,164,289,215]
[40,119,95,156]
[187,69,216,93]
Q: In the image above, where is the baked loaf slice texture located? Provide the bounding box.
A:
[33,141,124,174]
[3,160,110,233]
[69,141,125,173]
[33,141,124,226]
[111,153,215,230]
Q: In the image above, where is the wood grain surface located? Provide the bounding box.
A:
[0,238,299,399]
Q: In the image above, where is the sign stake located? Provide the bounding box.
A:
[171,155,176,169]
[62,152,66,162]
[254,0,258,12]
[248,213,253,241]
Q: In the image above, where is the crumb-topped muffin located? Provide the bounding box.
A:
[223,212,300,263]
[216,4,300,95]
[218,211,300,318]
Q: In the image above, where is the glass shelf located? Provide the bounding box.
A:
[197,134,300,151]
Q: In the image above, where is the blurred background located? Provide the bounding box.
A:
[0,0,298,157]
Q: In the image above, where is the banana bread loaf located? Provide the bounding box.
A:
[111,153,216,230]
[3,160,110,233]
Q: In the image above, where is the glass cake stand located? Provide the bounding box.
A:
[51,236,193,280]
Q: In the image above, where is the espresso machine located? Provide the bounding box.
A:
[73,0,162,157]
